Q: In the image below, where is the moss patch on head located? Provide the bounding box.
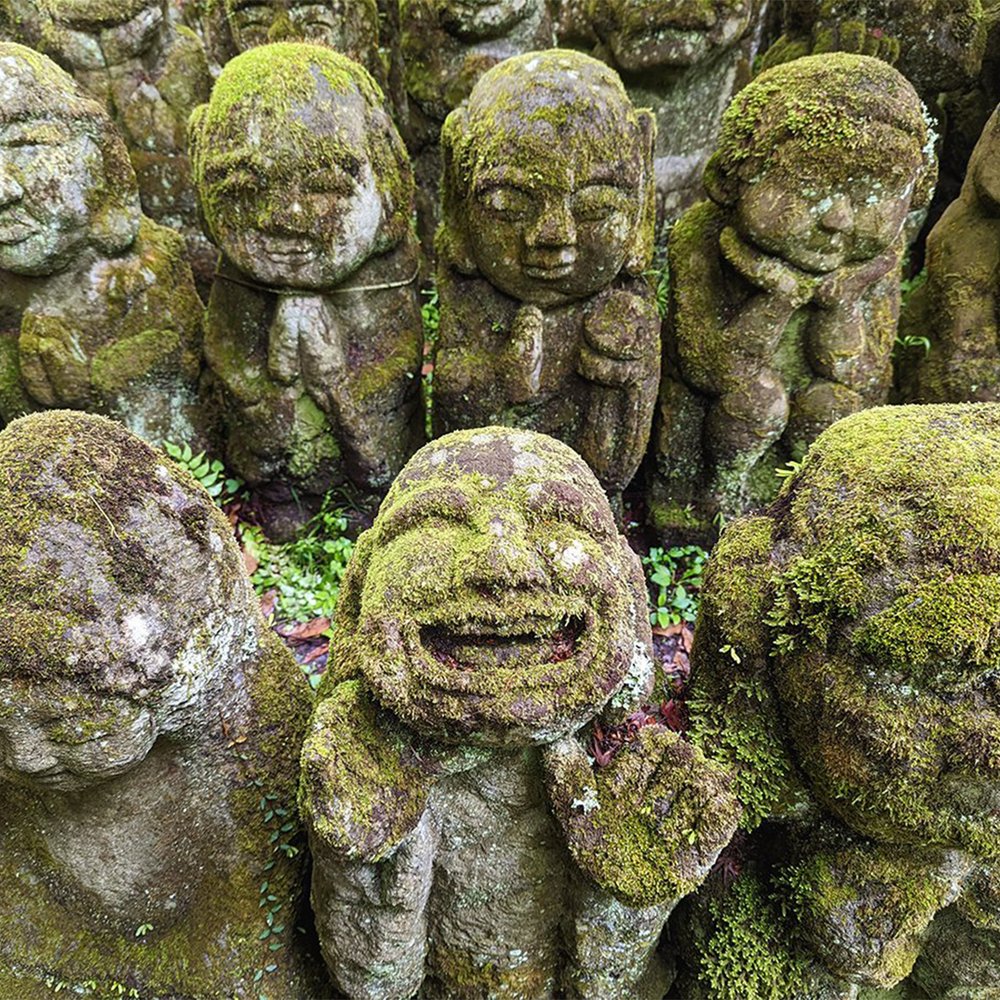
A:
[707,52,934,206]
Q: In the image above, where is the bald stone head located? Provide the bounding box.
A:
[0,42,139,274]
[333,427,650,746]
[440,49,655,306]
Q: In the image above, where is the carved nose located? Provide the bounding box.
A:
[0,726,59,775]
[0,167,24,208]
[819,195,854,233]
[526,196,577,251]
[461,512,547,590]
[268,197,309,234]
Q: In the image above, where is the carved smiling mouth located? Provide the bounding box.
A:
[419,613,585,674]
[0,217,38,245]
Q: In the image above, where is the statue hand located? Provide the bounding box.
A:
[544,727,741,907]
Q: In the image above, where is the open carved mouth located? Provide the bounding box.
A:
[420,614,585,673]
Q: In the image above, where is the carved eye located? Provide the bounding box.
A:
[571,184,629,222]
[212,167,263,195]
[232,5,273,30]
[478,185,536,221]
[303,168,355,195]
[294,6,337,29]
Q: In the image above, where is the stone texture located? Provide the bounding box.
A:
[4,0,216,289]
[586,0,768,236]
[189,42,424,539]
[650,53,936,536]
[0,410,329,998]
[433,50,660,504]
[300,427,740,998]
[0,43,209,448]
[676,404,1000,995]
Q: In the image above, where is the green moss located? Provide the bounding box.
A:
[299,678,435,861]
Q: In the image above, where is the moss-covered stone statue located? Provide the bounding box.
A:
[222,0,386,88]
[0,410,329,999]
[900,103,1000,405]
[650,53,936,536]
[0,43,208,447]
[399,0,554,249]
[300,427,740,998]
[189,43,423,539]
[433,51,660,505]
[759,0,987,100]
[584,0,766,234]
[671,405,1000,997]
[3,0,215,287]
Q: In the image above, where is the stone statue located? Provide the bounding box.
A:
[0,410,329,998]
[433,50,660,506]
[189,42,424,540]
[0,43,208,448]
[585,0,767,234]
[901,104,1000,405]
[650,53,936,536]
[222,0,386,90]
[3,0,216,288]
[759,0,987,100]
[399,0,555,249]
[674,404,1000,996]
[300,427,740,999]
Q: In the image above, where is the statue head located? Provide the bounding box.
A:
[703,53,935,274]
[0,410,261,792]
[439,49,654,308]
[190,42,412,291]
[331,427,650,746]
[0,43,140,275]
[693,405,1000,857]
[224,0,379,55]
[3,0,166,68]
[587,0,753,71]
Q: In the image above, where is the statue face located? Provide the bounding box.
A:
[226,0,361,50]
[733,147,915,274]
[0,678,156,792]
[42,0,164,68]
[439,0,531,37]
[0,115,105,275]
[201,86,384,289]
[466,133,641,307]
[354,431,642,745]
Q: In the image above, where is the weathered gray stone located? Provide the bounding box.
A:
[0,410,328,997]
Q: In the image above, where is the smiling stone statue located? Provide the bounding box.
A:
[0,43,208,447]
[300,427,740,998]
[0,410,328,998]
[190,43,423,538]
[650,53,936,536]
[433,50,660,505]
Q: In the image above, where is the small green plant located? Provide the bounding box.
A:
[894,333,931,356]
[421,285,440,439]
[243,497,355,625]
[642,545,709,628]
[134,922,153,938]
[644,257,670,320]
[164,441,244,505]
[719,644,741,664]
[774,460,803,481]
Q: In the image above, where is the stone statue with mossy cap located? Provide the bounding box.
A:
[650,52,936,538]
[0,410,330,998]
[433,50,661,508]
[189,42,423,540]
[2,0,216,287]
[299,426,740,999]
[0,43,209,449]
[671,404,1000,996]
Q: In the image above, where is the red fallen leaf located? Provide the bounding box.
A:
[301,642,329,664]
[421,362,434,376]
[679,624,694,652]
[259,589,278,620]
[242,547,259,575]
[280,617,331,640]
[659,698,688,733]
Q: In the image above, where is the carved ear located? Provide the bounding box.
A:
[89,121,141,256]
[702,150,740,207]
[375,107,416,249]
[324,528,376,687]
[186,103,215,244]
[624,108,656,276]
[436,106,478,274]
